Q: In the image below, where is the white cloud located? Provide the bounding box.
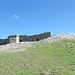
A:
[13,14,19,19]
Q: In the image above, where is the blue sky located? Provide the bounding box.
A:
[0,0,75,38]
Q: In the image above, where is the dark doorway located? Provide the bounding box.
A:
[37,38,39,41]
[20,39,22,42]
[5,43,7,44]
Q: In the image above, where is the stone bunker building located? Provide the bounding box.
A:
[0,32,52,45]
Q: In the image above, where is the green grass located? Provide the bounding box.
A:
[0,39,75,75]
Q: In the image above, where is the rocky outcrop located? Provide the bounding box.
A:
[0,42,34,52]
[45,33,75,43]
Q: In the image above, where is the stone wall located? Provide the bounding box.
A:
[0,32,52,45]
[19,35,26,42]
[19,32,51,42]
[8,35,17,44]
[0,39,7,45]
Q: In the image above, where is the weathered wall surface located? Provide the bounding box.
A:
[19,32,51,42]
[19,35,26,42]
[0,32,52,45]
[16,35,19,43]
[8,35,16,44]
[0,39,7,45]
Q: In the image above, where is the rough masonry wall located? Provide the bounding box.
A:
[19,35,26,42]
[0,39,7,45]
[19,32,51,42]
[8,36,17,43]
[0,32,52,45]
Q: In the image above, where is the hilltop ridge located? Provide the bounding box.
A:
[53,33,75,39]
[43,33,75,43]
[0,33,75,52]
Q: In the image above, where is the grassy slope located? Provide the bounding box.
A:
[0,39,75,75]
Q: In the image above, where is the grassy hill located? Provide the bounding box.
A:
[0,38,75,75]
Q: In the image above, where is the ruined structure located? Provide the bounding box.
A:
[0,32,52,45]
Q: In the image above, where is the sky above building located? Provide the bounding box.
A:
[0,0,75,38]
